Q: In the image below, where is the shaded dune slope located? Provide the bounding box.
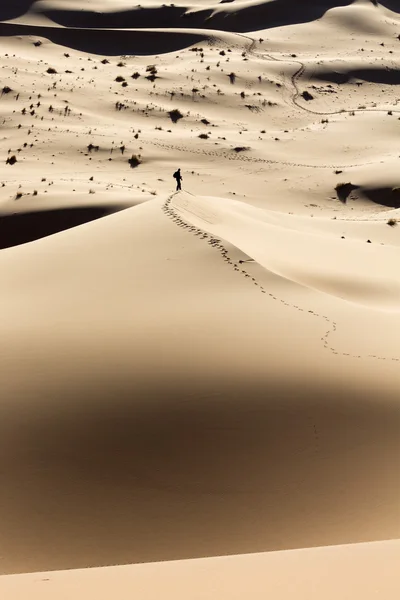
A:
[0,0,37,22]
[0,206,127,250]
[315,66,400,86]
[1,375,398,573]
[0,22,206,54]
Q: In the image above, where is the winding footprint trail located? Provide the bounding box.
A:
[162,192,400,364]
[237,34,400,117]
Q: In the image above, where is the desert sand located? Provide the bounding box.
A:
[0,0,399,596]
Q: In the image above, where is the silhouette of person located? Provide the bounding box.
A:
[173,168,182,191]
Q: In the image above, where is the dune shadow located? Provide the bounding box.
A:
[361,186,400,208]
[41,1,354,34]
[0,22,206,55]
[0,206,126,249]
[0,376,398,574]
[316,67,400,85]
[0,0,37,22]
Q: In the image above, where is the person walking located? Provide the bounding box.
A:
[173,168,182,191]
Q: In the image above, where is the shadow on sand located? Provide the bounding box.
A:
[0,375,399,574]
[0,206,126,249]
[0,0,37,22]
[0,22,206,55]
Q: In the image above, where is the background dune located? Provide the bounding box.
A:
[0,0,399,593]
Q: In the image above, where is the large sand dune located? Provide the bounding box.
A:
[0,0,399,595]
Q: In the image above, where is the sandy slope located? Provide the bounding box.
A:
[1,540,399,600]
[0,0,399,592]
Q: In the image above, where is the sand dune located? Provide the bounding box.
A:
[1,540,399,600]
[0,0,399,594]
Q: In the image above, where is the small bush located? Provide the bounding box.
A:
[228,72,236,84]
[168,109,183,123]
[115,75,125,82]
[2,86,12,94]
[301,90,314,101]
[131,72,140,79]
[335,182,358,203]
[387,218,397,226]
[233,146,250,153]
[46,67,57,74]
[198,133,209,139]
[128,154,141,168]
[6,155,17,165]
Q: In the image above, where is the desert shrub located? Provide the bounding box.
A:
[15,191,23,199]
[128,154,141,168]
[335,182,358,203]
[2,86,12,94]
[301,90,314,101]
[46,67,57,74]
[387,218,397,226]
[101,59,109,64]
[6,155,17,165]
[33,40,42,47]
[198,133,209,139]
[233,146,250,152]
[131,72,140,79]
[201,118,210,125]
[115,75,125,82]
[117,62,126,67]
[228,72,236,84]
[168,109,183,123]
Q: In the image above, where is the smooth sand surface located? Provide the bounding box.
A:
[0,0,399,594]
[1,540,400,600]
